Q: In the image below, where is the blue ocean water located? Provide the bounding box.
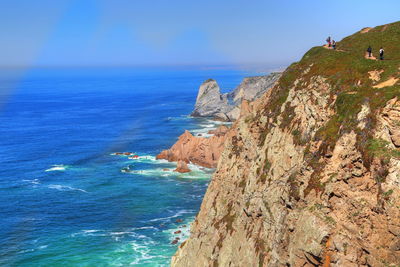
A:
[0,67,260,266]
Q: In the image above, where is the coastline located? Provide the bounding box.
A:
[1,67,259,266]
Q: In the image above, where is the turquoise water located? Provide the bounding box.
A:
[0,67,259,266]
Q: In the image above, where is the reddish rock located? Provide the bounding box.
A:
[171,239,179,245]
[207,125,229,136]
[174,161,191,173]
[174,230,182,234]
[157,125,234,168]
[176,219,183,223]
[163,168,170,172]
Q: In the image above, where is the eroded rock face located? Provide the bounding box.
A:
[230,73,283,104]
[172,70,400,266]
[156,126,233,169]
[191,79,230,118]
[191,73,282,121]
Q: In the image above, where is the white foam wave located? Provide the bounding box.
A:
[45,165,67,172]
[126,155,172,166]
[22,179,41,185]
[165,115,191,121]
[131,226,158,231]
[71,229,107,237]
[129,242,154,265]
[83,229,102,233]
[163,217,194,246]
[127,160,213,179]
[148,209,195,223]
[48,184,88,193]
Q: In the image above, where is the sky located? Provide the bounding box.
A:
[1,0,399,69]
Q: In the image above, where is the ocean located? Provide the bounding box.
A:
[0,67,261,266]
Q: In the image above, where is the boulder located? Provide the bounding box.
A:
[174,160,191,173]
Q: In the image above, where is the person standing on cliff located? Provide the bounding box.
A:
[380,47,384,60]
[332,40,336,50]
[367,46,372,57]
[326,36,331,47]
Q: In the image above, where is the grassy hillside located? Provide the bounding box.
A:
[262,21,400,194]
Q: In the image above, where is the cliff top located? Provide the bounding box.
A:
[265,21,400,194]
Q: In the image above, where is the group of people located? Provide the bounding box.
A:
[367,46,385,60]
[326,36,336,49]
[326,36,385,60]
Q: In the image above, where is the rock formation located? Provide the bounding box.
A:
[156,126,233,169]
[174,160,191,173]
[191,79,231,119]
[191,73,281,121]
[172,21,400,267]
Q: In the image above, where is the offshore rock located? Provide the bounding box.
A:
[174,160,191,173]
[191,73,281,121]
[191,79,230,118]
[156,126,233,168]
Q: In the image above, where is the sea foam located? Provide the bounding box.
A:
[48,184,88,193]
[45,165,67,172]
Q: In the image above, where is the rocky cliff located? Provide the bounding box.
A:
[172,22,400,266]
[191,73,281,121]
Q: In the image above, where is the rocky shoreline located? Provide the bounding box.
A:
[157,73,281,172]
[111,70,272,174]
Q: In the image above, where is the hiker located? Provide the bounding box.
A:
[326,36,331,47]
[332,40,336,50]
[367,46,372,57]
[379,47,384,60]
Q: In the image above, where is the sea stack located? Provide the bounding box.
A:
[191,79,230,119]
[191,73,282,121]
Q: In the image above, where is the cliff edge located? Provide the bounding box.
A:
[172,21,400,267]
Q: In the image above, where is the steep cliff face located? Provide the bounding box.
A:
[172,22,400,267]
[191,73,281,121]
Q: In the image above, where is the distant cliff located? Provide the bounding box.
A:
[172,21,400,267]
[191,73,281,121]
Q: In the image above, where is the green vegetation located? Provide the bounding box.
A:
[253,21,400,192]
[301,22,400,195]
[367,138,400,161]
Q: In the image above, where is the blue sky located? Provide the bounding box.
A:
[1,0,399,68]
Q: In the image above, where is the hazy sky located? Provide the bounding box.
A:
[1,0,399,68]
